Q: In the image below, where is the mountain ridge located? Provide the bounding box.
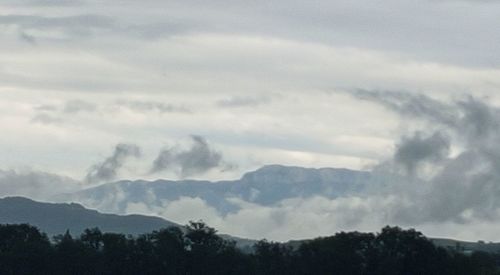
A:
[55,164,373,215]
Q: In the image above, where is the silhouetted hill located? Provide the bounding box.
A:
[0,196,178,236]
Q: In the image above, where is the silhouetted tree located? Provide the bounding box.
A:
[151,227,186,274]
[368,226,448,275]
[297,231,375,275]
[101,233,133,274]
[185,220,227,274]
[253,240,294,275]
[1,223,500,275]
[80,227,103,251]
[0,224,52,275]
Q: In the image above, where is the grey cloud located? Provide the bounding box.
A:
[31,100,96,124]
[458,97,500,141]
[355,91,500,223]
[5,0,85,6]
[34,104,58,112]
[117,100,192,114]
[3,0,500,67]
[353,90,459,127]
[124,22,195,40]
[31,99,185,125]
[63,100,97,114]
[18,31,36,45]
[0,14,113,29]
[85,144,141,184]
[151,135,231,178]
[0,14,114,40]
[0,13,190,42]
[31,113,62,124]
[353,90,500,146]
[395,131,450,176]
[216,95,271,108]
[0,169,80,201]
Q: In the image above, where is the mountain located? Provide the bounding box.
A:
[0,196,178,236]
[56,165,372,215]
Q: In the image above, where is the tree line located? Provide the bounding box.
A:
[0,222,499,275]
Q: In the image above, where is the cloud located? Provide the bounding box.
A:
[63,100,97,114]
[0,14,114,31]
[353,90,459,127]
[85,144,141,184]
[117,100,192,114]
[31,113,62,124]
[0,169,80,201]
[91,194,402,241]
[394,131,450,176]
[216,95,271,108]
[354,91,500,223]
[58,91,500,241]
[18,31,37,45]
[6,0,85,6]
[30,100,96,124]
[3,0,500,242]
[353,91,500,145]
[151,136,232,178]
[457,97,500,142]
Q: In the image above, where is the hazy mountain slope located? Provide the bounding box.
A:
[431,238,500,254]
[0,196,178,236]
[234,165,372,204]
[56,165,372,215]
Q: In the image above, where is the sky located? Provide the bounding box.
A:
[2,0,500,241]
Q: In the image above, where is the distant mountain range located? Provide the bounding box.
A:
[56,165,373,215]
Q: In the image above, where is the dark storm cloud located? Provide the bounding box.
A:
[151,135,231,178]
[85,144,141,184]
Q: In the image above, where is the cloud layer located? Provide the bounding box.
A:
[58,94,500,242]
[2,0,500,242]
